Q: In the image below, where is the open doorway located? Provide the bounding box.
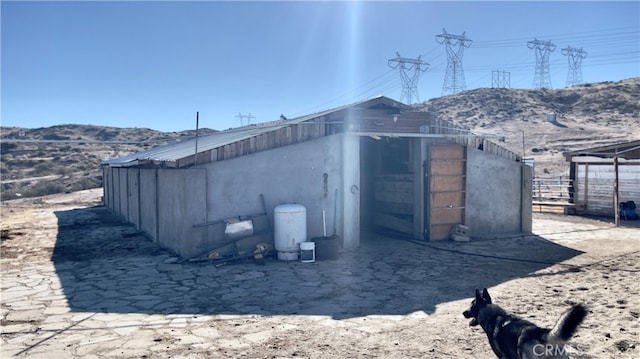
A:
[359,136,415,237]
[359,137,467,241]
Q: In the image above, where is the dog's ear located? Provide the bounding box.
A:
[481,288,492,303]
[475,289,482,301]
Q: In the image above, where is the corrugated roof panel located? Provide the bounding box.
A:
[103,96,408,167]
[562,139,640,160]
[102,124,289,166]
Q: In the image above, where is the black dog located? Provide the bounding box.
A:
[463,288,587,359]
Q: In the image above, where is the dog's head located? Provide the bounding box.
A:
[462,288,492,326]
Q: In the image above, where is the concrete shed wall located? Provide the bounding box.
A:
[127,168,140,227]
[465,148,532,237]
[139,169,158,239]
[204,134,347,253]
[103,133,529,258]
[118,168,128,219]
[102,135,349,259]
[102,166,111,209]
[155,169,207,258]
[111,168,121,215]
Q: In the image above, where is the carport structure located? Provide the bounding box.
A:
[564,139,640,221]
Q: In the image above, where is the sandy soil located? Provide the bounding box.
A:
[1,189,639,358]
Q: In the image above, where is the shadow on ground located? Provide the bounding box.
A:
[53,206,584,319]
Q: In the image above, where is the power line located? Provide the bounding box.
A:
[473,27,638,48]
[387,52,429,104]
[436,29,472,95]
[492,70,511,88]
[528,38,557,89]
[562,46,588,87]
[235,113,255,126]
[287,26,635,119]
[287,69,399,118]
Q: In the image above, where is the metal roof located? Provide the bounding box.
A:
[563,139,640,160]
[103,125,286,167]
[103,96,407,167]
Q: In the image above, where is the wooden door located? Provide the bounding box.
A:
[426,144,466,240]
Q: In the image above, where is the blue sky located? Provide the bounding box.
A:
[2,1,639,132]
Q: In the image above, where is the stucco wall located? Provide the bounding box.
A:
[118,168,128,219]
[139,169,158,240]
[155,168,207,258]
[205,134,347,251]
[127,168,140,227]
[102,166,111,210]
[342,134,360,249]
[521,164,533,233]
[112,168,121,215]
[103,135,350,259]
[465,147,532,237]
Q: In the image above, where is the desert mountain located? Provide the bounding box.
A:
[1,126,217,201]
[416,77,639,175]
[1,78,638,200]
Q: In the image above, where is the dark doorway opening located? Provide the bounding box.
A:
[360,136,415,237]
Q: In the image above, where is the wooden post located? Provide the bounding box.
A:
[583,163,589,210]
[613,157,620,227]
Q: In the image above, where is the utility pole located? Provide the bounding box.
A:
[562,46,587,87]
[528,38,556,89]
[235,112,255,127]
[388,52,428,104]
[194,112,200,166]
[492,70,511,88]
[436,29,472,96]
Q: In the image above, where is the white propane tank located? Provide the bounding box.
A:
[274,204,307,260]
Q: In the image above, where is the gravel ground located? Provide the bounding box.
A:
[1,189,638,358]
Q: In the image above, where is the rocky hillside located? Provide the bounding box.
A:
[1,78,638,200]
[0,125,217,201]
[416,78,639,176]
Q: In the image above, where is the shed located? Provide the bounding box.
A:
[563,139,640,217]
[102,96,532,259]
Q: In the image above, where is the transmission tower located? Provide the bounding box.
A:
[235,112,255,126]
[527,38,556,89]
[435,29,472,96]
[492,70,511,88]
[562,46,587,87]
[387,52,428,104]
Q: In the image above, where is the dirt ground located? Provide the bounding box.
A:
[1,189,639,358]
